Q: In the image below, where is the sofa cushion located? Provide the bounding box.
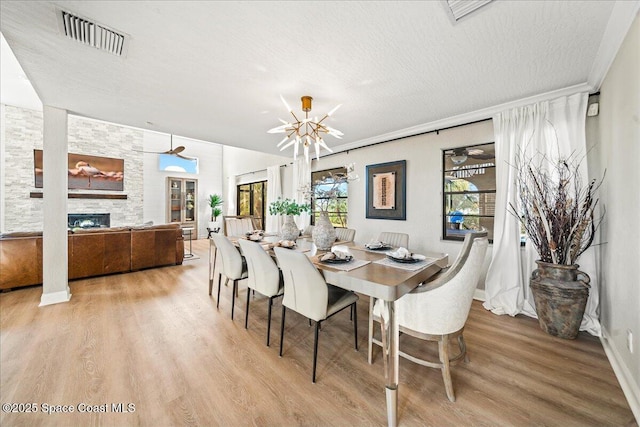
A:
[0,235,42,289]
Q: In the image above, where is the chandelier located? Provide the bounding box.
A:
[268,95,343,162]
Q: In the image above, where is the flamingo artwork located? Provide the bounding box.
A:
[74,161,101,188]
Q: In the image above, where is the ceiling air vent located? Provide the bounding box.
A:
[58,10,127,56]
[445,0,493,22]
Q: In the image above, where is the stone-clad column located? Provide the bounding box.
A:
[40,105,71,306]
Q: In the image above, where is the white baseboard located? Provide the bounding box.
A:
[600,325,640,423]
[473,288,486,301]
[39,289,71,306]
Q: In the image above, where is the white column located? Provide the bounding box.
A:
[40,106,71,306]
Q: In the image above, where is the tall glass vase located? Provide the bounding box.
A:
[312,211,336,250]
[280,215,299,241]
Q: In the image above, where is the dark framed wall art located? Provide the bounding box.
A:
[366,160,406,220]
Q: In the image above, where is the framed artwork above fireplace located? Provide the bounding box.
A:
[34,150,124,191]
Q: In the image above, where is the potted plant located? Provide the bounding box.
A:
[268,198,311,241]
[208,194,224,233]
[510,148,603,339]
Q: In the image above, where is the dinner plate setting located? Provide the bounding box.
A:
[365,241,393,251]
[244,230,264,241]
[386,248,426,263]
[271,240,297,249]
[318,247,353,264]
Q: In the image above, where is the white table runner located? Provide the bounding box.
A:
[317,259,371,272]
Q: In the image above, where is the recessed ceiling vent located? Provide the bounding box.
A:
[58,10,127,56]
[445,0,493,22]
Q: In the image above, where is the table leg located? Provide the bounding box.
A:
[380,300,399,427]
[208,241,218,294]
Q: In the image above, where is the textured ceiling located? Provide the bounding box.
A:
[0,1,630,156]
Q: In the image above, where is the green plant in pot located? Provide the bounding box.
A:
[208,194,224,233]
[510,148,603,339]
[269,198,310,241]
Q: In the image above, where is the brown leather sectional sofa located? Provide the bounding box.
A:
[0,223,184,291]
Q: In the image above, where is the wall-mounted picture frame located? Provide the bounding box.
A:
[366,160,406,220]
[34,149,124,191]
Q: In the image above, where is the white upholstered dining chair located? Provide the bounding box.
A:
[334,227,356,243]
[238,239,284,346]
[223,215,258,237]
[210,233,248,320]
[369,231,488,402]
[274,247,359,383]
[377,231,409,248]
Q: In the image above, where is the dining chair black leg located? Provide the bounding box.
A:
[279,306,286,357]
[312,320,320,383]
[231,280,237,320]
[266,297,273,347]
[350,304,353,321]
[245,288,251,329]
[217,273,222,308]
[209,278,213,296]
[353,302,358,350]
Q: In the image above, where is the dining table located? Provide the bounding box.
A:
[209,234,448,427]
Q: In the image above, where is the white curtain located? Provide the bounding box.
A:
[266,165,282,233]
[226,175,237,216]
[292,158,311,229]
[484,92,600,336]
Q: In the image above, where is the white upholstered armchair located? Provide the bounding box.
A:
[370,232,489,401]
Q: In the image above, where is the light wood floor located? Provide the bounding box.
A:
[1,239,635,426]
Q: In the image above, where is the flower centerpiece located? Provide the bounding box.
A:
[269,198,310,241]
[509,146,604,339]
[311,163,359,250]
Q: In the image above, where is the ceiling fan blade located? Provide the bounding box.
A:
[469,153,495,160]
[166,146,186,155]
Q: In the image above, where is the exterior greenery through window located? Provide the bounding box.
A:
[237,181,267,230]
[311,167,348,227]
[443,142,495,242]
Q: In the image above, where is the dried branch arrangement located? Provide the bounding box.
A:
[509,148,604,265]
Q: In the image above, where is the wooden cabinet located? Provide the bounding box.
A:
[167,178,197,233]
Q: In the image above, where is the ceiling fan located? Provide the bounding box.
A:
[449,147,495,165]
[134,135,195,160]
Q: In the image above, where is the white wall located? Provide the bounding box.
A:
[143,132,224,240]
[595,13,640,418]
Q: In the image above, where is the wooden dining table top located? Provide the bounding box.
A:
[226,234,448,302]
[314,245,448,301]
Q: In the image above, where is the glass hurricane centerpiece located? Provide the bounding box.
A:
[312,163,359,250]
[509,146,603,339]
[269,198,311,241]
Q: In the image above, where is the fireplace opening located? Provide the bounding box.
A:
[68,213,110,229]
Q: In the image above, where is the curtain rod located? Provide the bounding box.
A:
[320,117,492,159]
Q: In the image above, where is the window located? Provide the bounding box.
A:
[237,181,267,230]
[443,142,495,242]
[311,167,348,227]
